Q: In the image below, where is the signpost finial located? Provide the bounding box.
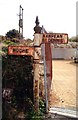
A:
[34,16,42,34]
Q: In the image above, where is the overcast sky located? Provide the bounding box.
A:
[0,0,77,39]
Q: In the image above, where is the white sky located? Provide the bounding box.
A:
[0,0,77,39]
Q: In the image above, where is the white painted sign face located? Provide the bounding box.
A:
[34,47,41,60]
[34,34,43,46]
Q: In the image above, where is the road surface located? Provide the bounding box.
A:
[50,60,78,111]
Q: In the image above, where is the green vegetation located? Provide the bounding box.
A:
[69,35,78,42]
[2,53,46,119]
[6,29,20,39]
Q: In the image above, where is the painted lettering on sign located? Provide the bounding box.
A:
[43,33,68,44]
[8,46,34,56]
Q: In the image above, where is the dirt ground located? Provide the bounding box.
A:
[50,60,78,110]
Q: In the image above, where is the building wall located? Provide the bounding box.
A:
[52,48,76,59]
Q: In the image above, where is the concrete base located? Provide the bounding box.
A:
[49,107,78,119]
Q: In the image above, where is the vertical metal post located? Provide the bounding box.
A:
[43,43,49,113]
[42,42,52,112]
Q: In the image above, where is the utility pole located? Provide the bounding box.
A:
[18,5,24,39]
[22,7,24,39]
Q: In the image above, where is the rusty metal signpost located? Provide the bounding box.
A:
[41,33,68,112]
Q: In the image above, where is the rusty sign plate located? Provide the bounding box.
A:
[8,46,34,56]
[43,33,68,44]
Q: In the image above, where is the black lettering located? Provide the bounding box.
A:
[13,48,18,52]
[13,48,16,52]
[19,49,23,53]
[57,35,59,38]
[26,49,28,53]
[46,35,47,37]
[49,35,51,37]
[60,35,62,38]
[61,39,63,43]
[43,34,45,37]
[54,35,56,38]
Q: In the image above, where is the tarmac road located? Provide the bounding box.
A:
[50,60,78,111]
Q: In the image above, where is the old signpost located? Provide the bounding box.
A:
[43,33,68,44]
[34,28,68,112]
[8,16,68,113]
[8,46,34,56]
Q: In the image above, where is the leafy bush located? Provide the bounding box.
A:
[25,99,45,120]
